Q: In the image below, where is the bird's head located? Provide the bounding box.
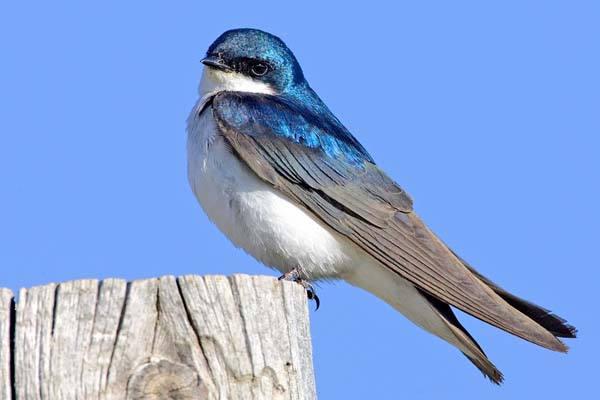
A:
[200,29,306,97]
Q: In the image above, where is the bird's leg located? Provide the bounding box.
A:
[278,267,320,310]
[278,267,301,282]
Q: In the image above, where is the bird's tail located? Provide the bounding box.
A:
[420,290,504,384]
[345,262,505,383]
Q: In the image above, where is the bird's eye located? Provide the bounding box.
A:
[250,63,269,77]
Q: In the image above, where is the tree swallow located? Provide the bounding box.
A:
[187,28,576,384]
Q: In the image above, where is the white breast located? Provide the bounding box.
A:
[186,95,361,280]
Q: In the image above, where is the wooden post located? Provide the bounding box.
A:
[0,274,317,400]
[0,288,13,399]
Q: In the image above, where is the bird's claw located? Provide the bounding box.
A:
[305,286,320,311]
[278,268,320,311]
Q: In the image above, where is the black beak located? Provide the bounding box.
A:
[201,55,231,71]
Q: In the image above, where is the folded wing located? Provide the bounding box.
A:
[212,91,571,352]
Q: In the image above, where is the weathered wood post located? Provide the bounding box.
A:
[0,274,317,399]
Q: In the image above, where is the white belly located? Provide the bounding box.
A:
[186,102,361,280]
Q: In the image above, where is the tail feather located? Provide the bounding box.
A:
[420,289,504,384]
[450,250,577,339]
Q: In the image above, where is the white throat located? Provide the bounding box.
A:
[197,67,276,110]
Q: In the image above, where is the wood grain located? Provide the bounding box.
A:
[6,274,316,400]
[0,288,13,400]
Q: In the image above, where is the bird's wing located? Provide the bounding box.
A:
[211,91,567,352]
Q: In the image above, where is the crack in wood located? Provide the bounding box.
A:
[106,280,131,387]
[175,277,214,381]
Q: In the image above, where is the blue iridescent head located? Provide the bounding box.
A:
[202,29,305,93]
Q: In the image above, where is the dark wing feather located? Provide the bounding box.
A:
[212,91,569,352]
[448,249,577,338]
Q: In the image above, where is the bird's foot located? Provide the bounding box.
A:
[297,279,320,311]
[278,268,301,282]
[278,268,320,311]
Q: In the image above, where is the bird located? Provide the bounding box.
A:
[186,28,576,384]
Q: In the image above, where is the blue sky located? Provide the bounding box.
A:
[1,1,598,398]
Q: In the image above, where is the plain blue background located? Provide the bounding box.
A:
[1,1,598,398]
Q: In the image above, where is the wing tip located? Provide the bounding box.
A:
[564,324,578,339]
[543,314,578,339]
[552,338,570,353]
